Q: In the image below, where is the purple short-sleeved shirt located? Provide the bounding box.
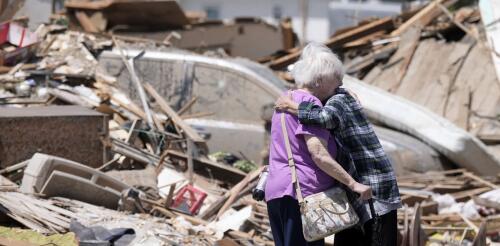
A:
[265,90,337,202]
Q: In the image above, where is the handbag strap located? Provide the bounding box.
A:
[280,112,304,204]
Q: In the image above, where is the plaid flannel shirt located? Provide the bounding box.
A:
[298,88,401,216]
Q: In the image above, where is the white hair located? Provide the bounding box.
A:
[291,42,345,88]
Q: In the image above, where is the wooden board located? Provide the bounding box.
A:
[370,26,421,92]
[479,0,500,84]
[269,16,395,70]
[451,44,500,136]
[143,83,205,143]
[396,40,470,115]
[391,0,447,37]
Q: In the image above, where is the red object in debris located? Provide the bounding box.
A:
[0,21,39,66]
[169,184,207,215]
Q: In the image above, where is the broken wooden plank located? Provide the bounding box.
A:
[186,138,195,184]
[479,0,500,85]
[463,172,499,189]
[472,221,487,246]
[112,37,156,130]
[165,150,246,185]
[143,83,204,143]
[409,203,424,246]
[391,0,449,37]
[47,88,95,108]
[345,43,398,75]
[215,166,264,219]
[0,160,28,175]
[269,16,395,70]
[177,96,198,116]
[75,11,99,33]
[109,137,173,168]
[370,26,421,92]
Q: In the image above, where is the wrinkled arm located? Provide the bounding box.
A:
[298,101,344,130]
[274,93,299,115]
[305,135,371,199]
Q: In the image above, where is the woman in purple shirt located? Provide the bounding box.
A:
[265,43,371,246]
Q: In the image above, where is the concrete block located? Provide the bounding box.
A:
[21,153,129,209]
[0,106,108,168]
[41,171,121,209]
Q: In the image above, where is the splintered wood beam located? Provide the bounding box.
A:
[143,83,205,143]
[75,11,99,33]
[165,150,246,185]
[65,0,114,10]
[215,166,264,220]
[409,203,423,246]
[269,16,395,70]
[177,96,198,116]
[463,172,500,189]
[390,0,454,37]
[472,221,487,246]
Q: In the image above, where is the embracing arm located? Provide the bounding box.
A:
[297,102,342,130]
[274,94,345,130]
[305,135,371,200]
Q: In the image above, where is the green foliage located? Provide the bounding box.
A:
[233,160,258,173]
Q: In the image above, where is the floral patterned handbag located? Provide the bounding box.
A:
[280,113,359,242]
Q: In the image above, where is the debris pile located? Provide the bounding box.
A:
[397,169,500,245]
[0,0,500,245]
[0,13,274,246]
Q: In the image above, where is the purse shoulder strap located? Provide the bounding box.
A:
[280,112,304,204]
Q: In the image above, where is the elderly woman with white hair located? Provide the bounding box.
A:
[264,42,372,246]
[274,42,401,246]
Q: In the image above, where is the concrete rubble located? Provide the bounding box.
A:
[0,0,499,245]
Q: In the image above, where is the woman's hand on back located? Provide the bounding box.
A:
[275,92,299,115]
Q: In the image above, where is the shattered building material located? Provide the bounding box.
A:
[106,165,157,188]
[396,169,500,245]
[479,0,500,84]
[268,15,397,70]
[99,49,284,163]
[65,0,190,31]
[165,150,246,186]
[1,0,500,244]
[20,153,130,209]
[0,106,108,169]
[0,191,218,245]
[343,75,500,175]
[116,18,296,60]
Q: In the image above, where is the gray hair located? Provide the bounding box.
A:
[290,42,345,88]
